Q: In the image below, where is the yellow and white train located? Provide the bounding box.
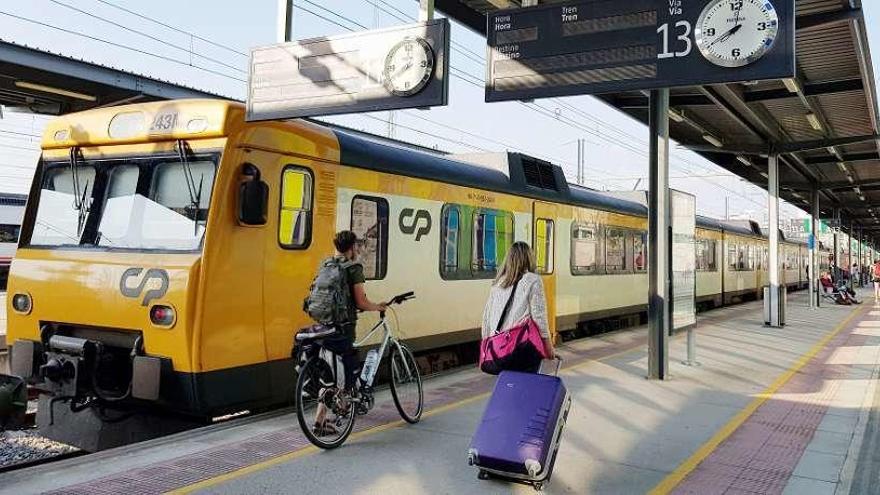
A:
[4,100,826,449]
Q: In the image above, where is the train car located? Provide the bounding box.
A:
[721,221,764,304]
[0,100,819,450]
[0,192,26,290]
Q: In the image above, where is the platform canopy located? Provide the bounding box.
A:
[0,40,225,115]
[434,0,880,239]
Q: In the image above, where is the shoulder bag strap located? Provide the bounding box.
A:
[494,276,522,335]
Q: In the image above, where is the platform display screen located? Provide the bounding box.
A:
[671,190,696,331]
[486,0,795,102]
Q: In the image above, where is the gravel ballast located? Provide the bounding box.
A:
[0,429,78,469]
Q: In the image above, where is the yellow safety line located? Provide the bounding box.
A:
[648,303,869,495]
[165,343,642,494]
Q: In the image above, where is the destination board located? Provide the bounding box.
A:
[486,0,795,102]
[248,19,450,120]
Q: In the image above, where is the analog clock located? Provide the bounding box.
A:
[695,0,779,68]
[383,37,435,97]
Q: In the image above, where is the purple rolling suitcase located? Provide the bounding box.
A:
[467,368,571,490]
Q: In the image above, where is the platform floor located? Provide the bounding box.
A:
[2,291,878,495]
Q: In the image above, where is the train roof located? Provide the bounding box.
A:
[333,126,651,216]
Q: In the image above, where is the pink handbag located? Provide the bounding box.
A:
[479,277,549,375]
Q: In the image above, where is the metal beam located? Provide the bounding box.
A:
[433,0,485,34]
[803,152,879,166]
[777,134,880,154]
[796,7,862,31]
[612,94,714,109]
[743,78,864,103]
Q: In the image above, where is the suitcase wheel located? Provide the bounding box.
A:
[533,481,544,492]
[478,470,490,480]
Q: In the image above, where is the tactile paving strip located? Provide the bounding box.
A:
[673,308,871,495]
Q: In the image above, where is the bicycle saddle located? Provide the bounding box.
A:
[296,324,338,342]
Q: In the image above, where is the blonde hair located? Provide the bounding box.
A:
[495,241,536,288]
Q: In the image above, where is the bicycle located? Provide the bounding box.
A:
[294,291,423,449]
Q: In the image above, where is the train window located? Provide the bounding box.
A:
[696,239,717,272]
[535,218,554,274]
[0,224,20,243]
[571,222,600,275]
[728,242,738,270]
[351,196,388,280]
[633,232,647,272]
[441,206,461,275]
[31,165,97,246]
[97,165,141,247]
[471,209,514,275]
[279,167,313,249]
[605,228,627,273]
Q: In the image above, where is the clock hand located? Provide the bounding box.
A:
[707,24,743,49]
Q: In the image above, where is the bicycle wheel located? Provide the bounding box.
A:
[389,344,423,423]
[295,355,356,449]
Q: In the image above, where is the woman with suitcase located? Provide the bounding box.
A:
[470,242,569,491]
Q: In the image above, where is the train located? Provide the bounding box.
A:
[0,193,26,290]
[3,100,832,450]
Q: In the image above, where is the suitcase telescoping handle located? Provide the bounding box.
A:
[539,356,563,376]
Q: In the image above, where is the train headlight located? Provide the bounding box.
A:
[11,293,32,315]
[149,305,176,327]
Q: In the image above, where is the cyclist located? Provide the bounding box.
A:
[307,230,387,435]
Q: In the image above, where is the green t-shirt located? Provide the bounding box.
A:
[343,259,365,325]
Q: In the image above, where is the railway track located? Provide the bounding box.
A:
[0,447,85,474]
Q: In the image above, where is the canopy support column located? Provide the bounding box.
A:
[765,153,784,327]
[648,88,671,380]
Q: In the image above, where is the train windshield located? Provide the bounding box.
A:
[29,154,218,251]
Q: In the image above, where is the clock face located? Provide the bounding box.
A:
[695,0,779,68]
[383,38,435,97]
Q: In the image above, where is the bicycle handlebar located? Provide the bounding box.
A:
[387,291,415,306]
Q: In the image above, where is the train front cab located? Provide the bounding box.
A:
[3,100,342,449]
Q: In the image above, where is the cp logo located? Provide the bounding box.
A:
[119,268,170,306]
[399,208,432,242]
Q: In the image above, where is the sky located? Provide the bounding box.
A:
[0,0,878,225]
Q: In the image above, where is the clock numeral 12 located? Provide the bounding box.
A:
[657,21,693,59]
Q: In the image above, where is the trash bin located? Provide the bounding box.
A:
[763,285,787,327]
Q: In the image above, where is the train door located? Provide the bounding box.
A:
[533,201,558,343]
[262,156,337,375]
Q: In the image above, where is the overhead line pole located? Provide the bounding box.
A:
[277,0,293,42]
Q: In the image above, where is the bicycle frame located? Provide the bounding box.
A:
[352,315,413,388]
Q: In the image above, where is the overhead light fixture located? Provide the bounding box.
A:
[861,195,867,202]
[783,78,800,94]
[703,133,723,148]
[760,172,769,178]
[806,112,823,132]
[792,192,803,199]
[14,81,97,102]
[848,175,855,184]
[838,162,849,173]
[737,155,752,166]
[854,186,862,195]
[667,108,685,123]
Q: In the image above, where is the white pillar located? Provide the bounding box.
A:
[648,89,670,379]
[809,188,818,309]
[767,154,782,327]
[419,0,435,21]
[277,0,293,42]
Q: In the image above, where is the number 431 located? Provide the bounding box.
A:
[658,21,692,59]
